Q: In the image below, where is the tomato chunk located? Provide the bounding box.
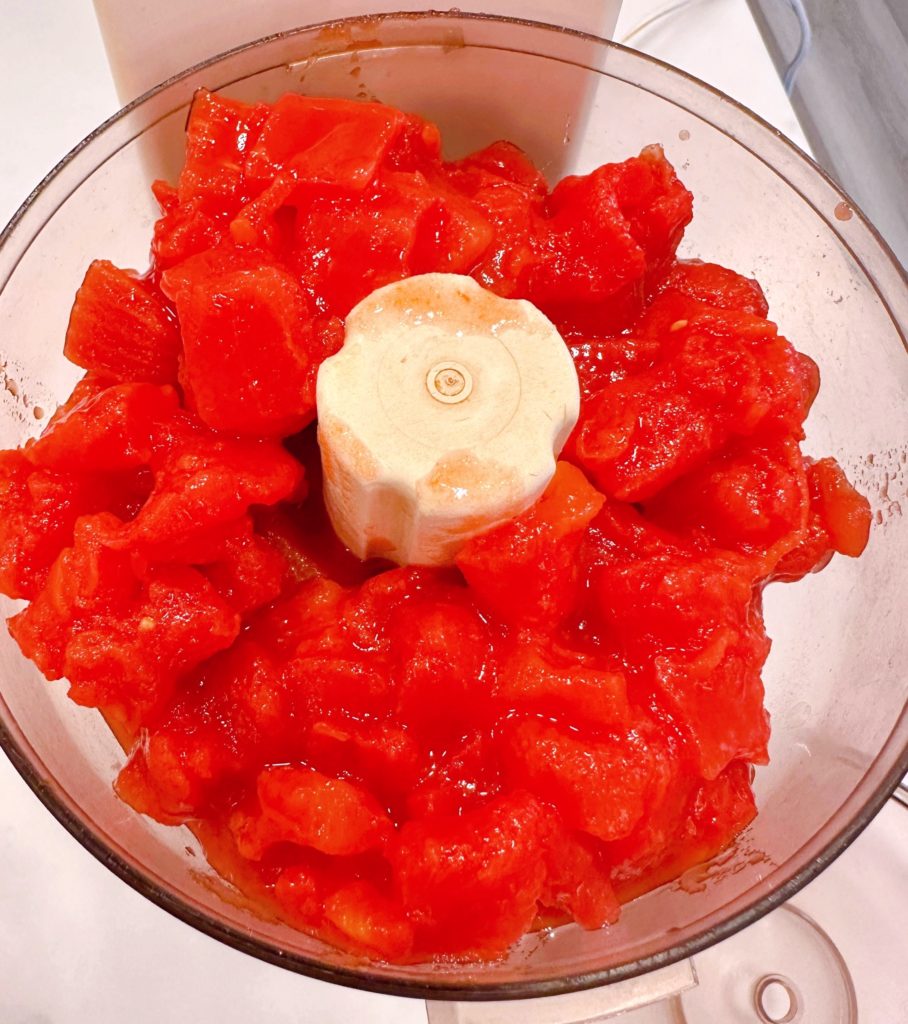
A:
[611,759,756,901]
[116,639,285,821]
[201,519,288,615]
[541,825,620,929]
[245,94,405,190]
[457,462,604,626]
[503,719,655,841]
[572,312,817,501]
[774,457,871,580]
[390,593,494,740]
[25,382,178,474]
[644,435,809,567]
[528,146,692,332]
[230,764,392,858]
[0,452,115,600]
[662,259,769,317]
[589,505,771,778]
[497,638,630,729]
[119,411,304,558]
[178,89,270,213]
[64,260,181,384]
[324,882,414,961]
[391,791,547,955]
[163,249,322,436]
[406,733,500,819]
[10,514,239,724]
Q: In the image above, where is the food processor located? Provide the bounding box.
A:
[1,5,906,1023]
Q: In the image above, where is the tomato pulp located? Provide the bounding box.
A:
[0,90,871,962]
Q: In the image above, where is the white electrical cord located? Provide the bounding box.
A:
[618,0,699,45]
[782,0,812,95]
[619,0,812,97]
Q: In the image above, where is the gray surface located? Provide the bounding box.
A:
[748,0,908,266]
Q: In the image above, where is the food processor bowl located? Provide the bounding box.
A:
[1,12,906,1001]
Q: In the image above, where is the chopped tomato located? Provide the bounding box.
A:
[0,89,870,966]
[457,461,604,626]
[64,260,181,384]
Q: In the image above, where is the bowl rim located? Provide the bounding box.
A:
[1,8,907,1003]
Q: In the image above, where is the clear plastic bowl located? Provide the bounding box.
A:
[1,12,906,1002]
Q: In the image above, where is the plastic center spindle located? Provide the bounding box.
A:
[316,273,580,567]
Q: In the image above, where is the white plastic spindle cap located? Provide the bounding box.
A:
[316,273,580,566]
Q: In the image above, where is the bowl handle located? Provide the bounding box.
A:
[424,958,696,1022]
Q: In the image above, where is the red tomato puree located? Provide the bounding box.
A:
[0,91,871,962]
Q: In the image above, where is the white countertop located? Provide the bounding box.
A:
[1,3,903,1022]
